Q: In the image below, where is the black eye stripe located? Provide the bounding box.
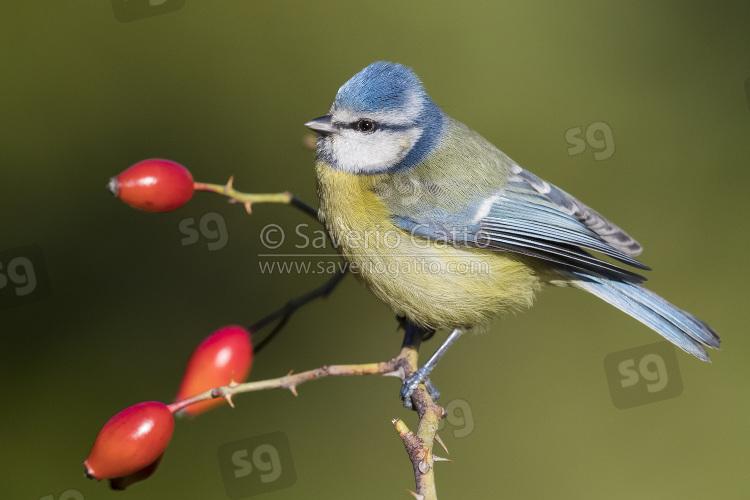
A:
[332,119,411,133]
[336,120,411,132]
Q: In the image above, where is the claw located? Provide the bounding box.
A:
[400,369,423,409]
[400,367,440,409]
[423,378,440,401]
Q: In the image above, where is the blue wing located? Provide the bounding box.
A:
[389,163,720,360]
[392,165,649,282]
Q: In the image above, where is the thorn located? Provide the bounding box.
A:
[289,385,298,397]
[382,367,405,380]
[407,490,425,500]
[418,460,430,474]
[433,455,453,463]
[225,176,234,190]
[244,201,253,214]
[434,433,449,455]
[287,369,295,376]
[228,372,240,388]
[224,393,235,408]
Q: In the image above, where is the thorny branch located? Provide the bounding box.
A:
[168,327,449,499]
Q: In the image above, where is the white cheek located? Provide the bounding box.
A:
[332,128,422,173]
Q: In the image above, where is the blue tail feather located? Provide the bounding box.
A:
[566,271,720,361]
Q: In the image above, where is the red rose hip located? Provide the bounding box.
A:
[109,158,194,212]
[176,325,253,416]
[84,401,175,480]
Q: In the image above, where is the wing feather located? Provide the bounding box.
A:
[391,165,648,282]
[512,166,643,256]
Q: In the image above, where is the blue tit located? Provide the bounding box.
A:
[305,61,720,407]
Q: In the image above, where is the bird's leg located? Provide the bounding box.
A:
[397,321,440,405]
[400,319,422,349]
[401,328,463,409]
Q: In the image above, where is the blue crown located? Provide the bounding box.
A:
[334,61,425,114]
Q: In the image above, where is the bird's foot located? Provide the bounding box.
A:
[400,367,440,409]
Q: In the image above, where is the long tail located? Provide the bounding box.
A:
[563,271,721,361]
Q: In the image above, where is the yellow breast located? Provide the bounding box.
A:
[316,162,541,330]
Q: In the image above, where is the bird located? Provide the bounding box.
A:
[305,61,720,408]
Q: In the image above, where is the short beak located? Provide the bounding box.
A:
[305,115,334,135]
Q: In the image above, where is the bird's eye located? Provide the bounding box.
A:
[355,119,377,133]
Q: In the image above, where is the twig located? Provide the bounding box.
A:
[251,268,346,354]
[168,321,448,498]
[391,324,448,500]
[167,357,400,414]
[193,177,318,219]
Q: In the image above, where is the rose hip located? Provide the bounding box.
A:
[108,159,194,212]
[176,325,253,416]
[84,401,174,480]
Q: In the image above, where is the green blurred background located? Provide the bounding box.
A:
[2,2,749,499]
